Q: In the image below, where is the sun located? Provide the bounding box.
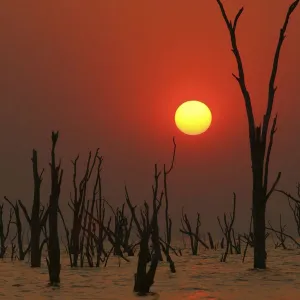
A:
[175,100,212,135]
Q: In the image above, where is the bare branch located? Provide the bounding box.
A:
[262,0,299,141]
[275,189,300,204]
[215,0,255,141]
[263,115,278,195]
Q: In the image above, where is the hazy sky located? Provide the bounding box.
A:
[0,0,299,235]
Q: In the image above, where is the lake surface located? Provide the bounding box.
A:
[1,244,300,299]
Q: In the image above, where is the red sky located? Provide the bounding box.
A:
[0,0,299,234]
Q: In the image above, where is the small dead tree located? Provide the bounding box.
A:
[276,185,300,237]
[0,204,14,258]
[217,193,236,262]
[58,207,72,266]
[18,149,48,267]
[266,225,300,248]
[103,202,135,258]
[241,215,253,263]
[125,149,174,295]
[10,233,17,261]
[125,183,163,296]
[288,199,300,237]
[207,232,215,250]
[267,215,287,249]
[3,197,30,260]
[180,209,209,255]
[117,204,135,256]
[46,131,63,286]
[215,0,299,269]
[101,213,130,266]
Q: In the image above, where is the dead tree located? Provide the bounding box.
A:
[180,209,209,255]
[83,206,116,267]
[10,234,17,261]
[84,156,103,267]
[94,170,107,266]
[103,202,135,258]
[266,224,300,248]
[86,158,110,267]
[275,185,300,237]
[288,199,300,237]
[150,166,163,263]
[18,149,48,267]
[3,197,30,260]
[125,161,165,295]
[217,193,236,262]
[104,203,126,257]
[68,150,99,267]
[242,215,254,249]
[58,207,72,267]
[117,204,135,256]
[267,215,287,249]
[215,0,299,268]
[0,204,14,258]
[231,230,241,255]
[207,232,215,250]
[241,215,253,263]
[46,131,63,286]
[79,199,90,267]
[125,189,162,295]
[160,137,176,272]
[101,214,130,266]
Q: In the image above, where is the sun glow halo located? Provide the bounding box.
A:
[175,100,212,135]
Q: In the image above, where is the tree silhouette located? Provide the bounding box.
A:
[215,0,299,268]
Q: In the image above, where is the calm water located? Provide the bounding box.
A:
[1,244,300,300]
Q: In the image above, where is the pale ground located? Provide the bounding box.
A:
[1,243,300,300]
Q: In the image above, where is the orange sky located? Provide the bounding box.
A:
[0,0,299,234]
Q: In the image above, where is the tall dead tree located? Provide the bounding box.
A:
[46,131,63,286]
[18,149,48,267]
[160,137,176,273]
[215,0,299,268]
[84,155,103,267]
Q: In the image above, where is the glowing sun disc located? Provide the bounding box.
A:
[175,100,212,135]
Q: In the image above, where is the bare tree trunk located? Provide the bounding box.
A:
[30,150,47,267]
[18,150,48,267]
[161,138,176,272]
[46,131,63,286]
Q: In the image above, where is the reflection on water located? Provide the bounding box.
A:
[187,289,217,299]
[0,243,300,299]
